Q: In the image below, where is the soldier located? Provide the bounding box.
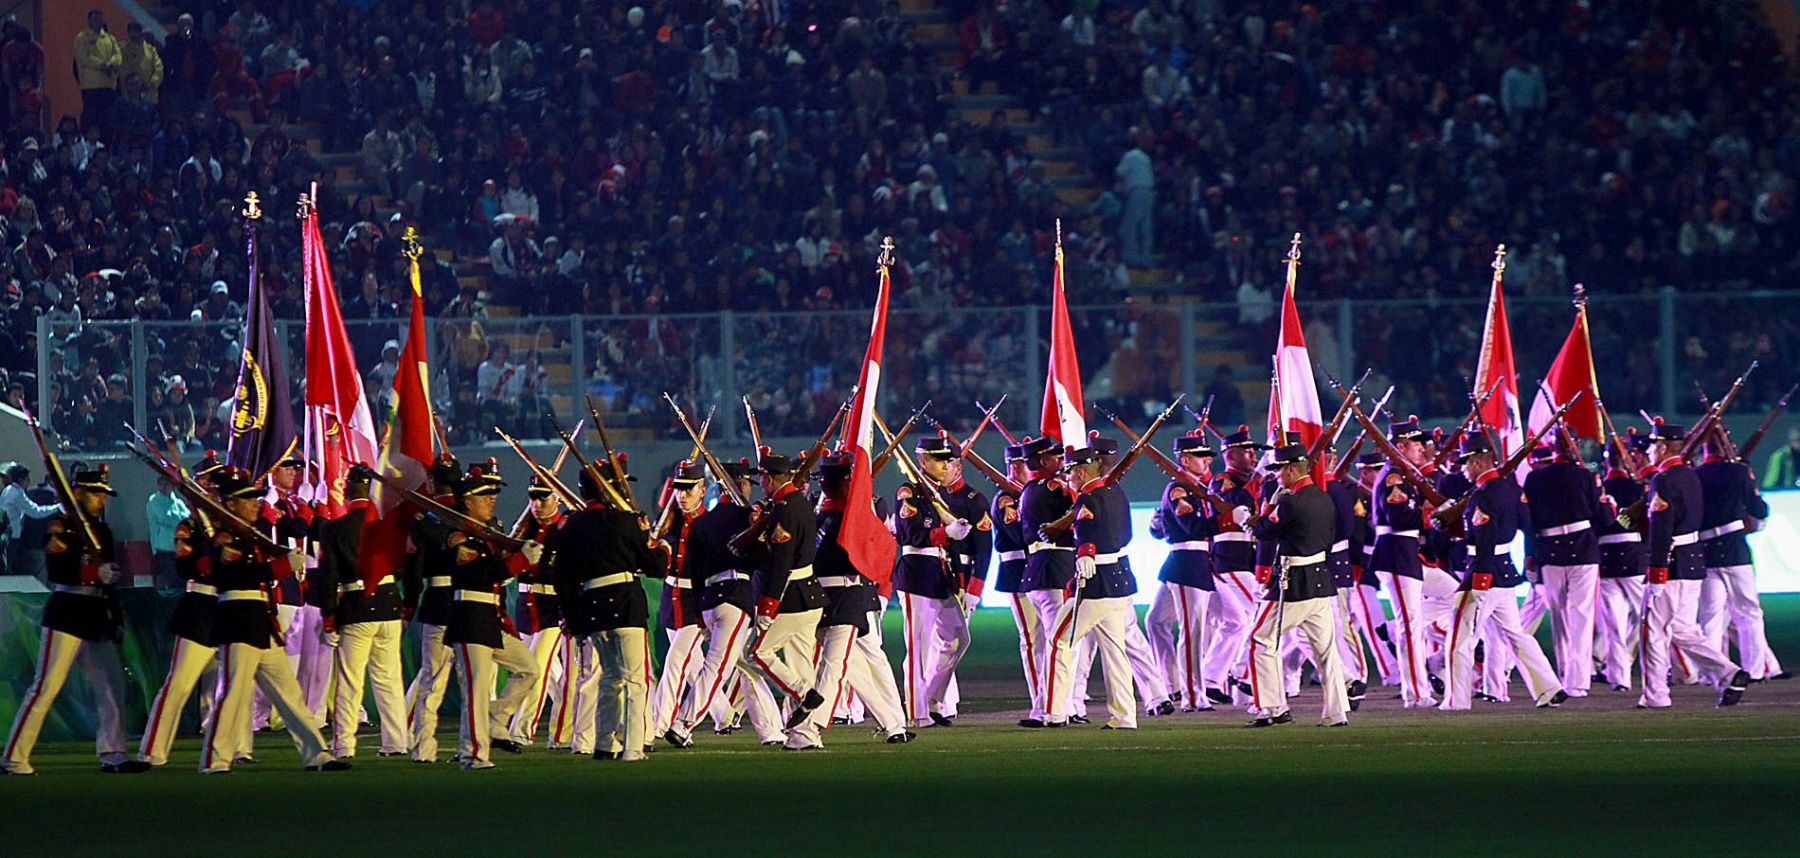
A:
[1321,455,1369,711]
[1082,435,1174,718]
[1018,436,1081,721]
[441,460,544,770]
[989,444,1047,727]
[406,453,464,762]
[665,461,783,747]
[1240,444,1349,728]
[1202,426,1264,706]
[1439,437,1566,710]
[257,450,319,732]
[1346,453,1400,687]
[1638,419,1751,709]
[551,468,666,761]
[1369,416,1437,708]
[930,440,993,721]
[744,451,829,726]
[893,435,982,728]
[4,465,149,775]
[1594,436,1649,690]
[316,465,408,758]
[1522,429,1603,697]
[138,455,226,766]
[787,454,887,749]
[1696,435,1785,681]
[650,462,707,740]
[197,467,347,773]
[509,477,569,745]
[1145,432,1217,712]
[1042,446,1139,729]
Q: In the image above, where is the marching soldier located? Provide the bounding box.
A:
[744,452,829,725]
[1439,437,1566,710]
[1321,458,1369,711]
[1240,444,1349,728]
[1369,417,1437,708]
[1594,436,1649,690]
[198,467,347,773]
[987,444,1048,727]
[407,453,464,762]
[137,455,227,766]
[1145,432,1217,712]
[509,477,569,745]
[1522,429,1603,697]
[1638,419,1751,709]
[441,460,544,770]
[258,450,320,731]
[1696,436,1785,681]
[551,468,666,761]
[316,465,408,758]
[1044,446,1139,729]
[651,463,707,740]
[1084,435,1175,717]
[1346,453,1399,687]
[894,435,982,728]
[4,465,147,776]
[1018,436,1080,721]
[932,441,994,721]
[1203,426,1263,705]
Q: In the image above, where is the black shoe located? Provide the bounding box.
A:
[2,767,36,776]
[1611,684,1628,692]
[1769,671,1794,681]
[1017,718,1046,728]
[1205,687,1232,705]
[1152,700,1175,717]
[1428,674,1445,697]
[305,760,353,772]
[662,730,694,749]
[928,712,955,728]
[830,716,852,726]
[593,750,620,761]
[100,760,152,774]
[1244,712,1294,728]
[643,744,656,755]
[378,751,406,757]
[785,689,827,731]
[233,756,258,765]
[1719,670,1751,707]
[490,738,524,755]
[712,725,739,735]
[1538,691,1569,708]
[1474,692,1500,703]
[1068,714,1091,725]
[885,731,916,744]
[1044,720,1067,728]
[783,744,823,752]
[1348,680,1367,712]
[1325,720,1349,728]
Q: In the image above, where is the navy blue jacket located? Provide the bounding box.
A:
[990,488,1028,593]
[1596,470,1647,578]
[1250,479,1336,602]
[1522,458,1601,566]
[1461,470,1526,591]
[813,503,873,634]
[1647,458,1706,580]
[1209,469,1260,573]
[41,515,120,643]
[1697,457,1767,569]
[691,499,757,614]
[1019,474,1075,591]
[1369,464,1425,580]
[1152,477,1216,590]
[1072,478,1136,600]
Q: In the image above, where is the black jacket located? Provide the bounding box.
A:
[1251,479,1337,602]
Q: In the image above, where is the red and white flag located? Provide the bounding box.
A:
[838,259,898,586]
[1529,300,1601,438]
[1040,241,1086,444]
[1265,241,1322,448]
[301,197,378,516]
[359,242,436,587]
[1473,248,1524,455]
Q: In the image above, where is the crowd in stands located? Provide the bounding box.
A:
[0,0,1795,451]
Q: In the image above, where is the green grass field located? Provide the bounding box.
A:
[6,596,1800,854]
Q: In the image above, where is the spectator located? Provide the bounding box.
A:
[1115,128,1155,268]
[73,10,121,129]
[145,476,189,589]
[1765,428,1800,490]
[1,463,61,575]
[361,114,403,197]
[157,14,212,116]
[118,23,162,107]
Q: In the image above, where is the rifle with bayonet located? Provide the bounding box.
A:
[496,425,583,507]
[1039,397,1183,538]
[665,395,750,507]
[652,408,714,539]
[726,392,854,556]
[1322,371,1448,507]
[1537,380,1585,462]
[1184,399,1226,443]
[584,395,642,514]
[743,395,765,454]
[1309,369,1371,463]
[126,442,288,553]
[546,409,637,515]
[1429,393,1581,528]
[1739,383,1798,460]
[1592,396,1636,472]
[959,395,1006,457]
[364,466,527,552]
[1619,361,1757,528]
[871,400,931,478]
[929,416,1022,494]
[1331,386,1395,481]
[23,408,93,551]
[977,401,1020,446]
[1101,407,1233,510]
[1430,379,1504,469]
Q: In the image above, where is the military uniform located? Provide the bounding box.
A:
[1244,446,1349,727]
[1202,426,1264,702]
[138,509,222,766]
[1144,433,1217,711]
[317,473,408,758]
[508,483,569,745]
[1345,454,1400,686]
[989,445,1047,725]
[1594,444,1649,689]
[1018,436,1079,719]
[1521,437,1603,696]
[1368,418,1436,707]
[1696,454,1782,680]
[1323,472,1369,706]
[406,454,465,762]
[894,437,988,727]
[745,454,828,716]
[257,452,323,731]
[1078,436,1173,718]
[650,465,706,740]
[1044,447,1139,729]
[4,467,142,776]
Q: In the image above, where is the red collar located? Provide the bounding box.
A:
[1287,476,1315,491]
[1078,476,1108,493]
[1419,463,1439,477]
[1473,468,1502,486]
[1701,453,1726,464]
[583,500,607,511]
[1655,455,1686,473]
[1604,467,1629,480]
[538,511,566,527]
[1633,463,1658,481]
[943,477,966,493]
[679,505,702,522]
[817,498,844,512]
[770,482,801,502]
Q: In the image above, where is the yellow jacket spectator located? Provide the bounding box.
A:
[74,10,121,128]
[119,22,162,103]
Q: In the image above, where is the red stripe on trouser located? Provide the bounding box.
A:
[460,645,482,760]
[1178,589,1196,704]
[1245,600,1278,710]
[903,594,918,716]
[824,634,854,734]
[1012,596,1038,698]
[1045,609,1075,715]
[1348,601,1368,678]
[1356,588,1393,674]
[6,633,54,763]
[688,615,746,730]
[525,636,556,738]
[1445,592,1470,686]
[199,644,231,770]
[1391,578,1423,701]
[752,642,801,701]
[1227,572,1254,601]
[141,637,185,757]
[671,634,699,707]
[553,637,576,742]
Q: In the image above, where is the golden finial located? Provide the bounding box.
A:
[1491,243,1508,275]
[1286,232,1302,264]
[877,235,894,269]
[402,226,423,262]
[1055,218,1063,248]
[296,192,314,219]
[243,191,262,220]
[1572,282,1588,310]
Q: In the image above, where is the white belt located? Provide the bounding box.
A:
[1028,541,1073,553]
[1699,520,1746,541]
[185,581,218,596]
[1491,535,1524,556]
[786,565,814,582]
[706,571,750,585]
[51,583,104,597]
[583,573,635,591]
[1376,527,1419,539]
[219,589,265,602]
[818,575,861,588]
[1169,540,1210,551]
[1670,532,1699,547]
[901,546,947,559]
[1092,551,1125,566]
[454,590,500,604]
[955,554,973,565]
[338,574,396,595]
[998,550,1027,562]
[518,582,558,595]
[1211,532,1253,543]
[1281,551,1327,567]
[1598,533,1642,545]
[425,576,453,588]
[661,577,693,590]
[1330,540,1350,554]
[1537,520,1591,538]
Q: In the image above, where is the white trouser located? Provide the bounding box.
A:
[1145,582,1209,708]
[1519,583,1550,635]
[1005,593,1047,718]
[1333,592,1368,684]
[1441,589,1562,709]
[1122,617,1170,708]
[1640,579,1741,708]
[1595,577,1644,689]
[1246,596,1348,723]
[5,630,129,774]
[1420,564,1462,658]
[253,602,302,731]
[1379,572,1435,706]
[452,633,539,766]
[331,619,407,757]
[510,627,567,744]
[1046,595,1137,728]
[296,604,333,716]
[1347,583,1399,685]
[1700,565,1782,680]
[139,635,217,765]
[554,636,603,751]
[1204,571,1259,690]
[750,608,822,708]
[407,622,454,761]
[788,624,858,748]
[674,603,779,742]
[1540,563,1600,695]
[202,641,332,772]
[899,592,970,722]
[846,600,907,737]
[652,625,705,738]
[592,626,650,760]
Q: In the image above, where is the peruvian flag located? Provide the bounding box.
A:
[359,242,436,586]
[1473,247,1524,455]
[301,193,378,516]
[1265,241,1322,448]
[838,260,897,586]
[1529,301,1601,438]
[1040,241,1087,444]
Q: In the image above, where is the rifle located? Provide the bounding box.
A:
[960,394,1007,456]
[726,391,854,557]
[652,408,715,539]
[1739,383,1798,460]
[977,401,1020,445]
[870,400,931,478]
[1691,381,1734,458]
[1308,369,1371,462]
[1430,378,1504,469]
[126,443,286,554]
[23,407,95,551]
[365,467,526,552]
[1101,407,1232,510]
[1430,393,1581,528]
[1536,380,1585,462]
[128,422,213,532]
[873,412,958,521]
[584,395,642,514]
[495,425,583,507]
[1322,371,1447,507]
[1331,386,1395,480]
[1619,362,1757,528]
[1184,401,1227,443]
[1593,396,1636,472]
[665,395,750,508]
[929,417,1022,494]
[546,409,637,515]
[1040,397,1183,539]
[743,395,765,454]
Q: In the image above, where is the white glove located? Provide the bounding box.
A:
[1643,582,1664,604]
[945,519,973,541]
[324,631,341,648]
[1231,505,1252,527]
[1075,554,1097,582]
[521,540,545,565]
[95,562,122,585]
[755,614,773,635]
[286,549,307,577]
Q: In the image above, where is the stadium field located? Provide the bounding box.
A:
[5,596,1799,855]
